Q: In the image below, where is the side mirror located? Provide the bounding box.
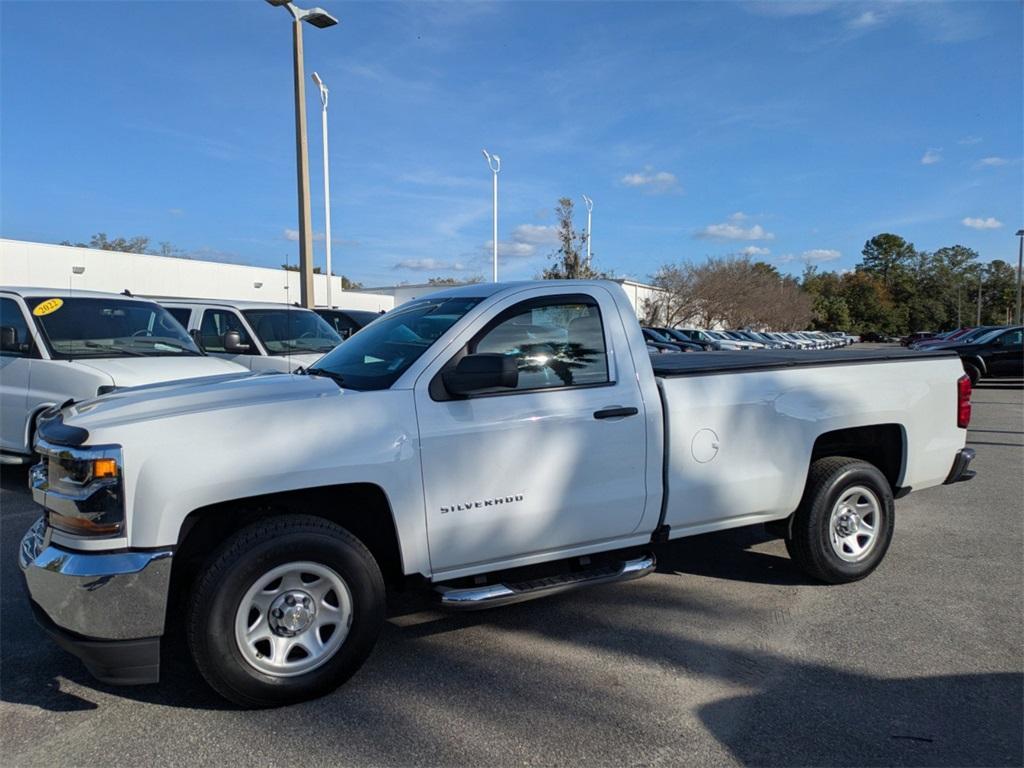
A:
[442,353,518,396]
[222,330,251,353]
[0,326,16,351]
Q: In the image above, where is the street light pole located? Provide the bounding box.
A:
[482,149,501,282]
[1015,229,1023,325]
[312,71,333,307]
[265,0,339,308]
[582,194,593,268]
[976,268,982,326]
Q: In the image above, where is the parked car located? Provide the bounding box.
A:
[859,331,893,343]
[913,326,999,350]
[704,330,754,350]
[314,308,382,340]
[652,327,713,351]
[642,327,699,352]
[668,328,739,350]
[901,331,935,347]
[0,287,245,462]
[910,328,971,349]
[20,279,975,707]
[158,298,343,372]
[932,326,1023,384]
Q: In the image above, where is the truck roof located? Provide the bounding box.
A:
[148,297,320,312]
[0,286,151,301]
[413,279,627,300]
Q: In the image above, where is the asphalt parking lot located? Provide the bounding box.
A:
[1,371,1021,767]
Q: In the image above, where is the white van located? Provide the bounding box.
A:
[0,287,246,461]
[157,298,342,372]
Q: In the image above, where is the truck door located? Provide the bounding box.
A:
[199,309,259,369]
[986,329,1023,377]
[414,287,649,575]
[0,297,32,453]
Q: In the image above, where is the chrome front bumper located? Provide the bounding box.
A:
[19,517,174,641]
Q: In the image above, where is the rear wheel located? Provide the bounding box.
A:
[187,515,385,708]
[785,457,895,584]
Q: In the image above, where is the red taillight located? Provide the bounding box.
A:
[957,374,972,429]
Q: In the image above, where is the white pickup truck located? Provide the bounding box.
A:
[18,280,975,708]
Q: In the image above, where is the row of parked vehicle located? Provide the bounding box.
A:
[640,327,856,354]
[903,324,1024,384]
[0,286,381,461]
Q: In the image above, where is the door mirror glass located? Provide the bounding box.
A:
[442,353,518,396]
[223,329,251,353]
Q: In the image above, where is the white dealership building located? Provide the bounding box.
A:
[0,238,663,317]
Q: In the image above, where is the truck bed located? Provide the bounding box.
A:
[650,348,956,377]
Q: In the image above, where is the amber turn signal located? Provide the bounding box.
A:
[93,458,119,479]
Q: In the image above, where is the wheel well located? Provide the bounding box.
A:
[962,355,985,375]
[167,484,404,627]
[810,424,904,492]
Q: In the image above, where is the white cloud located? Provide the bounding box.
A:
[958,135,983,145]
[394,258,472,271]
[920,148,942,165]
[776,248,841,265]
[168,207,184,216]
[848,10,882,29]
[962,217,1002,230]
[621,167,680,194]
[978,156,1008,167]
[695,216,774,241]
[486,240,537,259]
[283,228,328,243]
[739,246,771,256]
[802,248,841,262]
[510,224,560,246]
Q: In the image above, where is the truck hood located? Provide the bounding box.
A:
[72,355,247,388]
[63,371,342,434]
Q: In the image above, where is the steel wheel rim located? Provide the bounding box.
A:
[234,561,353,678]
[829,485,882,563]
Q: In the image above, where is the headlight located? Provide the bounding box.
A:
[31,443,125,537]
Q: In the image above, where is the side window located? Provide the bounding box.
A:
[200,310,253,353]
[998,329,1022,347]
[471,298,609,391]
[0,298,32,358]
[165,307,193,329]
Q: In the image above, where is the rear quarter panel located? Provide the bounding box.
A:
[659,357,966,537]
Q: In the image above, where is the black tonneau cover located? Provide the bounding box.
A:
[651,348,957,378]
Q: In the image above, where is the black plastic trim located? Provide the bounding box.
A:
[28,598,160,685]
[651,348,958,378]
[943,447,977,485]
[35,407,89,447]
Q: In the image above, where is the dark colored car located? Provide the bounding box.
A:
[860,331,892,343]
[912,327,976,349]
[901,331,935,346]
[315,308,382,340]
[935,326,1023,384]
[641,327,699,352]
[654,327,713,351]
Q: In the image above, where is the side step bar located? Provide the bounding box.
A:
[436,553,656,610]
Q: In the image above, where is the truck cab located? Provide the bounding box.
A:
[157,298,343,372]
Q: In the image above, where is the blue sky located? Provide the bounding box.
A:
[2,1,1021,287]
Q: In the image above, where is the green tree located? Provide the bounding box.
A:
[542,198,606,280]
[859,233,915,292]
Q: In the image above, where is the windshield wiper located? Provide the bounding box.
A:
[82,341,147,357]
[125,338,202,355]
[302,368,345,387]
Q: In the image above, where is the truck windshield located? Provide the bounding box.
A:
[26,297,201,359]
[242,309,342,356]
[306,296,482,391]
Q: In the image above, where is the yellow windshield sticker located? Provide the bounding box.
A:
[32,298,64,316]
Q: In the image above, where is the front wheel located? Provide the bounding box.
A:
[187,515,385,708]
[785,457,895,584]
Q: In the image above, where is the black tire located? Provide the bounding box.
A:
[963,362,981,386]
[785,457,895,584]
[186,515,385,708]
